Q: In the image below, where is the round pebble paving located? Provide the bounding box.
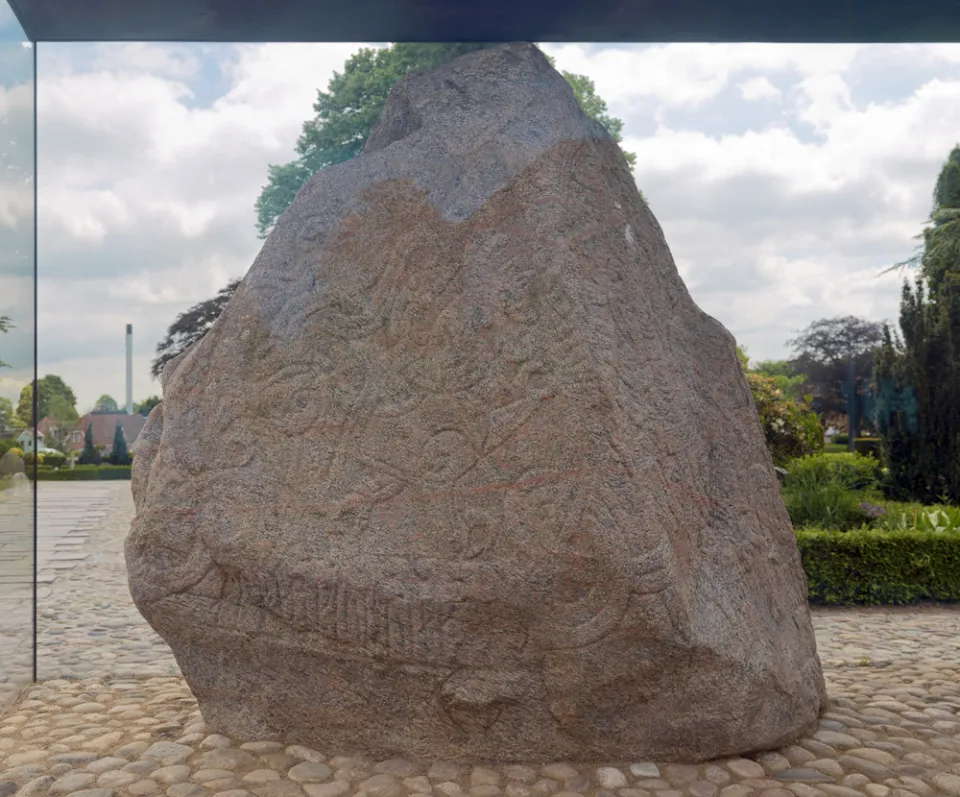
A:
[3,485,960,797]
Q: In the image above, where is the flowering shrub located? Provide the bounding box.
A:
[746,371,824,467]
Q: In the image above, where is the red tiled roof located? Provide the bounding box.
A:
[71,413,146,450]
[38,417,60,437]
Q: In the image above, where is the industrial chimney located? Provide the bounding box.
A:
[125,324,133,415]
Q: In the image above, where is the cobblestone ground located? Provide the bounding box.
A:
[2,483,960,797]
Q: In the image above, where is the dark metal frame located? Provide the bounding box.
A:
[8,0,960,43]
[6,0,960,688]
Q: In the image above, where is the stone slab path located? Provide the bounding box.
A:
[0,482,130,703]
[1,483,960,797]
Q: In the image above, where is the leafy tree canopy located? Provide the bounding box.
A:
[876,144,960,503]
[134,395,162,416]
[255,43,639,238]
[93,394,119,413]
[151,279,242,379]
[787,315,884,422]
[15,374,80,428]
[0,397,13,428]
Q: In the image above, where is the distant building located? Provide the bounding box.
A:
[38,416,61,439]
[16,429,58,454]
[67,412,146,452]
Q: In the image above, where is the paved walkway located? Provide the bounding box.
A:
[0,481,136,704]
[1,483,960,797]
[3,482,960,688]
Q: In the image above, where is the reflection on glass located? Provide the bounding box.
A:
[0,0,35,706]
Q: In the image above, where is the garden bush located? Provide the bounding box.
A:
[832,433,850,445]
[797,527,960,604]
[41,453,67,469]
[0,439,20,457]
[29,464,131,481]
[788,452,881,490]
[782,452,881,530]
[745,372,823,467]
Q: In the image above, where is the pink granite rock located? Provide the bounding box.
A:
[126,42,826,763]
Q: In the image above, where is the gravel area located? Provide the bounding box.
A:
[2,483,960,797]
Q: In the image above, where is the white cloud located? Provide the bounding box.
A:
[23,41,960,410]
[740,76,782,102]
[541,43,865,109]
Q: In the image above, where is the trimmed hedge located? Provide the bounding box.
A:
[797,528,960,605]
[29,465,131,481]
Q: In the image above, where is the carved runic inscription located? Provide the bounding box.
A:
[220,569,458,666]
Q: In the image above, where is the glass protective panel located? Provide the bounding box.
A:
[0,0,36,706]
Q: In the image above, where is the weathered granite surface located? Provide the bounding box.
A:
[126,42,827,763]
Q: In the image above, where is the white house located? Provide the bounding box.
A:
[16,430,58,455]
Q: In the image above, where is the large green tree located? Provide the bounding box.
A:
[77,423,100,466]
[876,145,960,503]
[255,43,638,238]
[787,316,884,434]
[15,374,79,428]
[0,397,13,429]
[134,395,162,416]
[109,422,132,465]
[93,394,119,413]
[14,382,32,428]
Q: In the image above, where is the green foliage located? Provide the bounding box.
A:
[108,423,131,466]
[77,424,101,466]
[751,359,807,402]
[746,371,824,467]
[876,146,960,505]
[736,345,750,369]
[152,279,241,379]
[788,452,881,490]
[93,394,119,413]
[797,527,960,605]
[255,43,639,238]
[542,59,637,171]
[14,375,79,429]
[787,315,884,430]
[41,452,66,469]
[783,452,880,531]
[832,433,850,445]
[0,397,13,428]
[922,145,960,296]
[14,382,32,428]
[134,396,162,417]
[738,344,824,466]
[29,464,131,481]
[0,438,19,456]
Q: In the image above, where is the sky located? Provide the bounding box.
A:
[1,18,960,412]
